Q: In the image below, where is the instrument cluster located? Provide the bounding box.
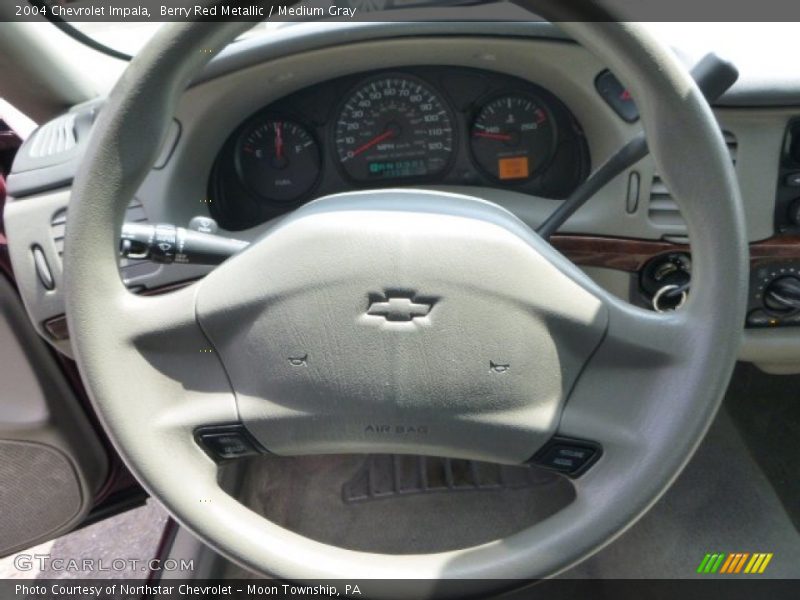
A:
[208,66,590,230]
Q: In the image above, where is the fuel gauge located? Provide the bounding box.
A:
[236,118,321,203]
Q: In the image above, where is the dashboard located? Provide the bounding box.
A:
[208,66,589,230]
[4,22,800,375]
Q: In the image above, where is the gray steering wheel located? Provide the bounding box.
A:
[63,2,748,589]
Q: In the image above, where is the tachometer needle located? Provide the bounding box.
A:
[473,131,512,142]
[274,121,284,160]
[351,129,395,157]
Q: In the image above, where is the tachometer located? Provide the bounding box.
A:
[236,118,321,203]
[334,75,455,181]
[469,94,556,182]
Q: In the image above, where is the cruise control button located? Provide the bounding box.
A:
[540,445,595,472]
[531,438,601,476]
[195,425,262,460]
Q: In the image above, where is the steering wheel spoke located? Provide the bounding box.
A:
[552,295,713,493]
[124,287,226,394]
[101,286,240,457]
[601,292,690,358]
[121,284,198,339]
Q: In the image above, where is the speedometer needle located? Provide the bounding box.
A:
[351,129,396,158]
[473,131,513,142]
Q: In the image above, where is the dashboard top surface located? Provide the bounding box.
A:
[194,22,800,108]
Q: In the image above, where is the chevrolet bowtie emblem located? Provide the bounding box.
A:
[367,296,433,322]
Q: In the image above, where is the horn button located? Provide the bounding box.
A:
[195,191,608,463]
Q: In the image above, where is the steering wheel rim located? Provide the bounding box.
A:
[63,4,747,589]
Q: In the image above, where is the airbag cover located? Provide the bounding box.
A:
[196,190,607,463]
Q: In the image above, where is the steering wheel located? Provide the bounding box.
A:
[63,1,747,589]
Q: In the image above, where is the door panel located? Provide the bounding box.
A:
[0,272,108,555]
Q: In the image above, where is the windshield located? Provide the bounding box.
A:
[35,0,494,57]
[69,21,279,56]
[21,0,800,66]
[31,0,539,57]
[65,20,800,71]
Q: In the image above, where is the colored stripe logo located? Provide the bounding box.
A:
[697,552,773,574]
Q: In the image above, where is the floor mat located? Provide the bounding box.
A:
[237,454,573,555]
[342,454,555,503]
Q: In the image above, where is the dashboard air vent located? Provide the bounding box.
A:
[647,131,737,228]
[27,114,77,158]
[50,199,148,265]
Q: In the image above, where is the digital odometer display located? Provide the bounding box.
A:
[334,75,455,181]
[368,159,427,179]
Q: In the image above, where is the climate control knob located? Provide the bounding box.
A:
[763,275,800,314]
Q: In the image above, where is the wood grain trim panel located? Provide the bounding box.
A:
[749,235,800,262]
[550,235,686,272]
[551,234,800,272]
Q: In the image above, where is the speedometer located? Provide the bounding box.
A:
[334,75,455,181]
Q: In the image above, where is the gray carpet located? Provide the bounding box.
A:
[561,409,800,579]
[725,363,800,530]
